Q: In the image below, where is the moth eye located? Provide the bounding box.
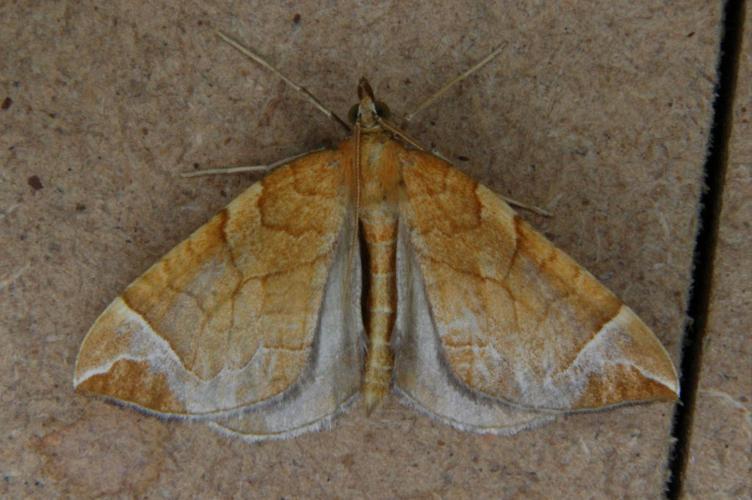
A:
[375,101,390,119]
[347,104,359,124]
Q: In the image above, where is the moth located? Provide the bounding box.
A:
[74,33,679,442]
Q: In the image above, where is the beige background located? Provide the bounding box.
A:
[0,1,745,498]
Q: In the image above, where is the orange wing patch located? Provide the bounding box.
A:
[74,148,352,417]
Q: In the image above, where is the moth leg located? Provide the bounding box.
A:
[427,147,552,217]
[180,149,323,178]
[215,30,351,133]
[496,193,552,217]
[428,146,553,218]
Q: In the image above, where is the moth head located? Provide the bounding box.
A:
[348,77,390,128]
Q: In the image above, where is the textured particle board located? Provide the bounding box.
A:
[0,1,721,498]
[683,5,752,498]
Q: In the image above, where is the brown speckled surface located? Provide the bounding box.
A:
[684,4,751,498]
[0,1,728,498]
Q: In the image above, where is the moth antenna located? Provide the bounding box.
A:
[215,30,351,133]
[180,149,322,178]
[402,43,506,125]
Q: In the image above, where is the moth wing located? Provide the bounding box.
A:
[398,150,679,411]
[74,147,361,418]
[209,225,364,441]
[393,221,554,434]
